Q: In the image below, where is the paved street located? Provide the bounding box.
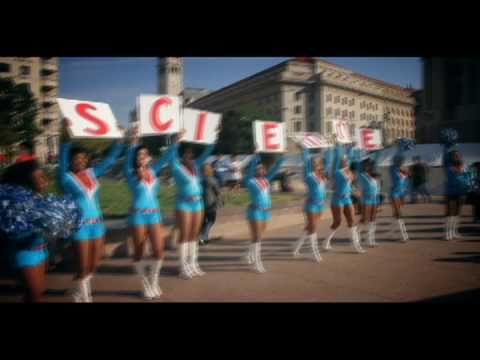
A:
[1,201,479,302]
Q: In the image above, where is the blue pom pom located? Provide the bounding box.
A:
[396,138,416,152]
[0,184,81,241]
[440,128,458,148]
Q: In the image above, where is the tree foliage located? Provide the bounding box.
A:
[0,77,41,149]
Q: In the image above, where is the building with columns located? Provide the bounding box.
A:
[189,57,416,149]
[416,58,480,144]
[0,57,60,163]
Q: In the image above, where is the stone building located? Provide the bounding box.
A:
[0,57,60,162]
[189,57,416,149]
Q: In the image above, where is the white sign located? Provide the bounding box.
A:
[138,95,181,136]
[332,119,352,144]
[57,98,123,139]
[181,108,222,144]
[290,132,332,149]
[355,128,383,150]
[253,120,286,153]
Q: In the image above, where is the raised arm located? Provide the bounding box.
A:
[152,143,179,175]
[124,145,138,187]
[323,147,334,179]
[93,142,125,177]
[333,143,344,171]
[245,154,260,183]
[267,156,286,182]
[58,141,71,188]
[302,148,313,177]
[195,144,215,168]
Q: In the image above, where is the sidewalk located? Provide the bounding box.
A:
[1,201,478,303]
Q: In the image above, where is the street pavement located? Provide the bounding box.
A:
[1,200,479,302]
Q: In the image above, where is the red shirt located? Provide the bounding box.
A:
[16,154,36,162]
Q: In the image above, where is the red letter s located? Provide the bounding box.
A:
[75,103,110,135]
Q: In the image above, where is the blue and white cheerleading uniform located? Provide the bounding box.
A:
[125,144,177,225]
[331,144,353,207]
[59,141,125,241]
[302,149,327,213]
[170,144,215,213]
[245,154,285,221]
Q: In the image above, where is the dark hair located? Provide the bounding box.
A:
[361,158,374,172]
[70,145,88,159]
[133,145,148,170]
[20,141,34,153]
[1,160,41,191]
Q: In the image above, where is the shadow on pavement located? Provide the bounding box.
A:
[417,288,480,303]
[434,252,480,264]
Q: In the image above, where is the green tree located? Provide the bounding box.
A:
[216,105,273,155]
[0,77,41,159]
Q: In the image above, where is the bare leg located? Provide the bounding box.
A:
[19,262,47,303]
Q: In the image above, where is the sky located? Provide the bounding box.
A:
[59,57,422,126]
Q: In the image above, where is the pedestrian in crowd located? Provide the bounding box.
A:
[124,127,182,300]
[468,162,480,224]
[212,154,229,188]
[59,120,125,302]
[225,154,249,191]
[244,152,285,273]
[410,156,431,203]
[199,162,224,245]
[16,141,36,163]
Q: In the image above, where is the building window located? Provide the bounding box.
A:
[0,63,11,73]
[341,97,346,105]
[349,124,355,136]
[294,121,302,132]
[326,94,332,102]
[360,101,365,109]
[326,121,332,134]
[19,65,30,76]
[294,105,302,114]
[350,111,355,119]
[334,108,340,116]
[334,96,340,104]
[326,107,332,115]
[375,104,378,111]
[342,110,348,119]
[295,92,301,101]
[349,98,355,106]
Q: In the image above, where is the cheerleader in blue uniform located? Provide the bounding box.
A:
[124,127,182,299]
[388,139,413,243]
[440,129,473,240]
[358,156,380,247]
[292,144,327,262]
[0,160,80,302]
[322,142,365,253]
[244,153,285,273]
[171,139,216,279]
[59,121,125,302]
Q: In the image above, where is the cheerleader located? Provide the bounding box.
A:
[358,157,380,247]
[244,153,286,273]
[171,141,216,279]
[59,121,125,302]
[0,160,80,302]
[388,139,413,243]
[441,129,472,240]
[124,127,183,299]
[292,144,327,262]
[322,142,365,253]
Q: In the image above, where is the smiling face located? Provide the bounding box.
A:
[31,168,49,193]
[313,157,324,175]
[256,164,266,178]
[136,147,151,168]
[71,152,89,173]
[182,147,195,167]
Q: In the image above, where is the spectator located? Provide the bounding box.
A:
[225,154,250,191]
[468,162,480,224]
[199,163,223,245]
[212,154,230,188]
[410,156,431,203]
[16,141,36,163]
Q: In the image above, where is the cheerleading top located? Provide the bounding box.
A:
[59,141,125,223]
[302,148,327,206]
[124,143,177,212]
[244,154,285,211]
